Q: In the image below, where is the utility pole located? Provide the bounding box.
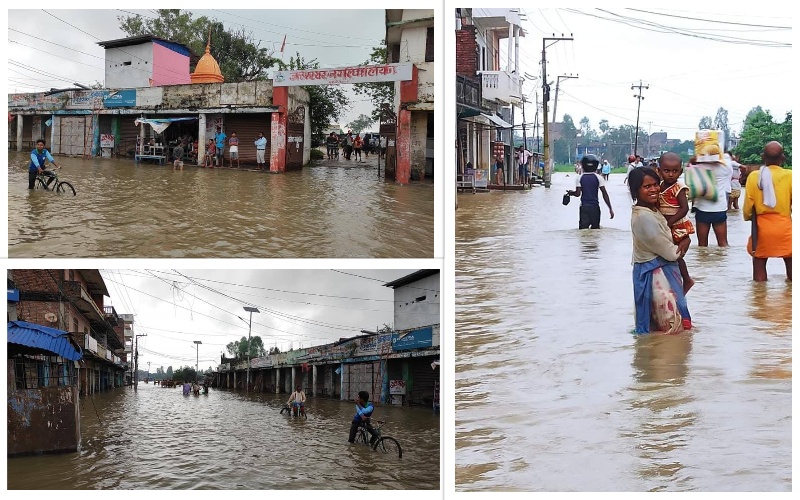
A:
[632,80,649,157]
[542,34,574,188]
[552,74,579,130]
[534,91,540,153]
[134,333,146,391]
[243,306,260,392]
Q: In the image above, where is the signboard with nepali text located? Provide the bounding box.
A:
[392,326,433,351]
[273,63,413,86]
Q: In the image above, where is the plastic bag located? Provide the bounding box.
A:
[684,164,718,201]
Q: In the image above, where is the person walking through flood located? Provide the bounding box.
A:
[629,167,692,334]
[743,141,792,282]
[689,155,732,247]
[565,154,615,229]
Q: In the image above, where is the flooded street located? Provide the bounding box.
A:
[7,383,440,489]
[7,152,434,258]
[455,172,791,492]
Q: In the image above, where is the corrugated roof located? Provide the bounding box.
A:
[7,321,83,361]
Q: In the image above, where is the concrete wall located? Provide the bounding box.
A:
[393,273,440,331]
[105,44,153,89]
[7,363,81,457]
[410,112,429,179]
[287,87,312,165]
[152,43,190,86]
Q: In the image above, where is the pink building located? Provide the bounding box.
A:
[98,35,193,88]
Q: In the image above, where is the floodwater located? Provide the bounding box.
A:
[455,172,791,492]
[7,382,440,490]
[7,152,434,258]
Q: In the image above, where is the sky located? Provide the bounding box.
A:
[6,8,386,128]
[488,6,794,143]
[99,269,428,373]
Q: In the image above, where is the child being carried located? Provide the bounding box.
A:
[658,152,695,294]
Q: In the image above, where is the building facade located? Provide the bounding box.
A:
[99,35,193,89]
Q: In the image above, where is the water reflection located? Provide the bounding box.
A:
[7,152,434,258]
[455,173,791,491]
[7,383,440,490]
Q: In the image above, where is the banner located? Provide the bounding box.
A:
[392,326,433,351]
[273,63,413,86]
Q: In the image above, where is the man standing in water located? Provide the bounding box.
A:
[29,139,60,189]
[743,141,792,281]
[566,154,615,229]
[254,132,267,170]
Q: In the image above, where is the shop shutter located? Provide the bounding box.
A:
[223,113,273,167]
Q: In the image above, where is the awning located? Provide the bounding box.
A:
[481,113,513,129]
[7,321,83,361]
[134,117,198,134]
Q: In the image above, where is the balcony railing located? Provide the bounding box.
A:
[456,75,482,110]
[103,306,120,326]
[63,281,104,322]
[479,70,522,106]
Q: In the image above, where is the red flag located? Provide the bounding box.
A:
[280,35,286,53]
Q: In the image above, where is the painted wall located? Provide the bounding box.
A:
[393,273,440,331]
[105,44,153,89]
[151,43,190,86]
[287,86,312,165]
[7,377,80,456]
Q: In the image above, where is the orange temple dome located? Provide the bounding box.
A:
[191,42,224,83]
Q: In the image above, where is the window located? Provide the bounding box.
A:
[414,295,427,303]
[123,61,132,66]
[389,44,400,64]
[425,27,434,62]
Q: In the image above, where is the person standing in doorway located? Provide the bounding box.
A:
[228,132,240,168]
[28,139,60,189]
[205,139,216,168]
[254,132,267,170]
[494,155,505,185]
[743,141,792,282]
[566,154,615,229]
[214,126,227,167]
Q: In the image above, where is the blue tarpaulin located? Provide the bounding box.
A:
[7,321,83,361]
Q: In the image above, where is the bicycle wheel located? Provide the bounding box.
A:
[56,181,76,196]
[35,178,49,190]
[355,428,368,445]
[373,436,402,458]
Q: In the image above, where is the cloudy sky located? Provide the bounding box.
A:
[7,8,386,127]
[486,7,793,142]
[99,269,434,373]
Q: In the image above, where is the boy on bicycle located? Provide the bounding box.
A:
[348,390,378,446]
[287,385,306,415]
[29,139,60,190]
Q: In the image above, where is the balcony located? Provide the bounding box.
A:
[104,306,120,326]
[456,75,482,116]
[63,281,104,323]
[479,71,522,106]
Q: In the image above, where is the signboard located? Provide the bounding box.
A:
[474,169,488,188]
[104,89,136,107]
[273,63,413,87]
[7,288,19,302]
[389,380,407,395]
[100,134,114,148]
[392,326,434,351]
[66,90,108,110]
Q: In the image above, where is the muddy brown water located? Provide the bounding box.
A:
[7,152,434,258]
[455,172,791,492]
[7,382,440,489]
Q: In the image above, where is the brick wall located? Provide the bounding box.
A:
[456,26,478,77]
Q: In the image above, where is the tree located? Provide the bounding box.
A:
[734,108,792,165]
[269,346,281,355]
[347,114,375,134]
[713,107,730,148]
[166,366,173,378]
[117,9,278,82]
[352,42,395,122]
[698,116,713,130]
[598,119,610,134]
[579,116,591,137]
[278,53,350,143]
[226,336,266,359]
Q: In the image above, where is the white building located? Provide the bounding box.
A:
[98,35,193,89]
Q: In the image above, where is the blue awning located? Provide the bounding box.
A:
[7,321,83,361]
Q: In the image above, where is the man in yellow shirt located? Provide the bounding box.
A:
[743,141,792,282]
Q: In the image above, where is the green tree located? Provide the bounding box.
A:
[698,116,713,130]
[226,335,267,359]
[117,9,278,82]
[352,42,395,122]
[713,107,729,147]
[278,53,350,143]
[347,114,375,133]
[734,108,792,165]
[166,366,173,378]
[598,119,609,134]
[269,346,281,355]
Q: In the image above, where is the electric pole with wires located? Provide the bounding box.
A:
[632,80,649,157]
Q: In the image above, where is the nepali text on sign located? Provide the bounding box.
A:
[273,63,413,87]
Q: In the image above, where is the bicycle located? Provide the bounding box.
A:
[355,420,402,458]
[280,403,307,419]
[35,167,76,196]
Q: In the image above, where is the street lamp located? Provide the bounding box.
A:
[193,340,202,382]
[243,306,260,392]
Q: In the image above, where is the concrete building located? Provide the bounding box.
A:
[213,269,440,408]
[386,9,435,182]
[456,8,524,186]
[99,35,193,89]
[8,35,311,172]
[10,270,127,397]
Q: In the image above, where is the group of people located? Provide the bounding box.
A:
[627,141,791,335]
[326,131,385,161]
[167,126,269,170]
[493,146,541,186]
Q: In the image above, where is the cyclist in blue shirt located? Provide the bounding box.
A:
[29,139,60,190]
[348,390,378,445]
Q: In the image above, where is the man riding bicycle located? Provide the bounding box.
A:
[29,139,60,190]
[348,390,378,446]
[287,385,306,416]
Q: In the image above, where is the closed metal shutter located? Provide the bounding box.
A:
[223,113,272,167]
[118,115,141,158]
[409,356,439,406]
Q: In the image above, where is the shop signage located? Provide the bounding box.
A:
[273,63,412,86]
[392,326,433,351]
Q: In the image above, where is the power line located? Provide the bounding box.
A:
[624,8,792,29]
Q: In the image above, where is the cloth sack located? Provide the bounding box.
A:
[684,164,718,202]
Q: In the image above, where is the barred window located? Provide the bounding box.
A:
[14,355,76,389]
[425,28,434,62]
